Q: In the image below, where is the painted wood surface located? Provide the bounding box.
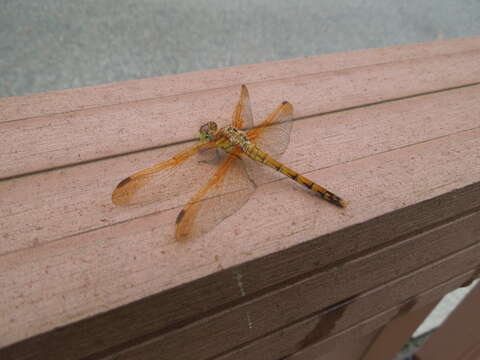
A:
[1,36,480,360]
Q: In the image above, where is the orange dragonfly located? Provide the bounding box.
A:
[112,85,348,241]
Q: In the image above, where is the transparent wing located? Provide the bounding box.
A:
[112,142,216,206]
[232,84,254,130]
[175,153,256,241]
[247,101,293,157]
[243,101,294,185]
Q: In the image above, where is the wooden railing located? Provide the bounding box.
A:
[1,36,480,360]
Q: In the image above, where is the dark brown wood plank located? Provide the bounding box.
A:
[284,269,477,360]
[414,282,480,360]
[360,302,439,360]
[312,331,380,360]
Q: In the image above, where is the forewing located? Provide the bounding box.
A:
[175,153,256,241]
[112,143,215,206]
[232,85,254,130]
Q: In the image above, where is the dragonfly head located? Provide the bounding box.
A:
[199,121,218,142]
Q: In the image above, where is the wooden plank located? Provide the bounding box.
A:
[414,282,480,360]
[2,48,480,179]
[283,270,476,360]
[1,36,479,123]
[1,124,480,356]
[100,233,480,360]
[360,302,439,360]
[3,82,480,253]
[313,331,380,360]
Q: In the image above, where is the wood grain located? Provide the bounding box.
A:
[1,36,479,123]
[1,49,480,179]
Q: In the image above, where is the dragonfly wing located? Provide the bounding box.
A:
[112,142,216,206]
[232,85,254,130]
[175,153,256,241]
[247,101,293,157]
[243,101,294,185]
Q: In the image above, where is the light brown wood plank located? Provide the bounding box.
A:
[2,83,480,254]
[89,214,480,360]
[414,282,480,360]
[1,36,479,123]
[1,122,480,355]
[284,269,476,360]
[2,48,480,179]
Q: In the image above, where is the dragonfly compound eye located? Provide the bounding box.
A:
[199,121,218,141]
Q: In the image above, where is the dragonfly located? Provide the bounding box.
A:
[112,85,348,241]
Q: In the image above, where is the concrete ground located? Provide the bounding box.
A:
[1,1,479,358]
[1,0,480,98]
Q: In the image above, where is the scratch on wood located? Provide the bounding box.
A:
[232,269,253,329]
[234,269,246,297]
[246,312,253,329]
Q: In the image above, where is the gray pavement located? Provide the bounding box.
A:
[1,0,480,98]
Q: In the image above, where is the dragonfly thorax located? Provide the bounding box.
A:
[219,126,252,153]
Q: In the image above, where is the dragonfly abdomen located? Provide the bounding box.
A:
[250,147,348,208]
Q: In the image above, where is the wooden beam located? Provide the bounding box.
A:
[1,36,480,360]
